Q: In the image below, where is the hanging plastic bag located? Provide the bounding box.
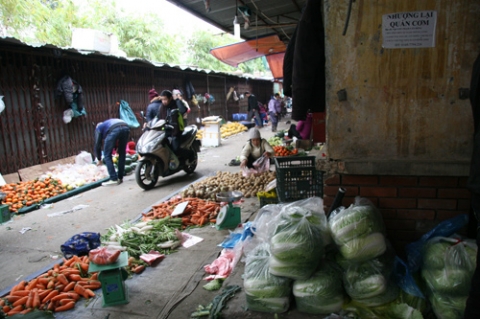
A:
[252,156,270,173]
[63,108,74,124]
[118,99,140,128]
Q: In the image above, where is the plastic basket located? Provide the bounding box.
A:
[259,196,279,208]
[274,156,323,202]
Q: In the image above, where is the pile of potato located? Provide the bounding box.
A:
[181,171,276,200]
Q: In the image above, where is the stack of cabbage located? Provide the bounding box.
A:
[328,200,387,262]
[292,260,345,314]
[244,242,292,313]
[339,248,399,307]
[421,236,477,319]
[268,204,326,280]
[328,198,401,311]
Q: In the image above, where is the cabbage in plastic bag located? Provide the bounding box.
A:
[293,260,345,314]
[268,205,325,279]
[328,197,386,262]
[244,242,292,313]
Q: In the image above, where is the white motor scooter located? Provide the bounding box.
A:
[135,114,200,190]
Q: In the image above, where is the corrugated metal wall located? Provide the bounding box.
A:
[0,43,273,175]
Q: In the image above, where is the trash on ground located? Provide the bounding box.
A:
[47,204,89,217]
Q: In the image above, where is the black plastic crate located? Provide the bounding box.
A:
[259,196,279,208]
[274,156,323,202]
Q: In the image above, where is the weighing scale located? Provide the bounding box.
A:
[215,191,243,230]
[88,251,129,307]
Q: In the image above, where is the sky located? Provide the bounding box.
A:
[115,0,223,37]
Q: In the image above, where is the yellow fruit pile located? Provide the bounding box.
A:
[196,129,203,140]
[220,122,247,138]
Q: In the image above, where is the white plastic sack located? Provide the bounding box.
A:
[75,151,93,165]
[63,108,74,124]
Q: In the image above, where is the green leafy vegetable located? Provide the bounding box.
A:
[293,261,345,314]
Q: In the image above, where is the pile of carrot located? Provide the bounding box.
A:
[141,196,220,227]
[273,145,298,157]
[0,255,100,316]
[0,178,67,213]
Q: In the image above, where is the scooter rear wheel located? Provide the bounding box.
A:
[135,160,161,190]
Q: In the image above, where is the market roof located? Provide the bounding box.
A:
[0,36,274,81]
[165,0,306,46]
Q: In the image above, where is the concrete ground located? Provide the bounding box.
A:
[0,117,325,318]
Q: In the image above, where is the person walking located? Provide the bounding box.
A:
[268,93,283,132]
[94,119,130,186]
[245,91,262,128]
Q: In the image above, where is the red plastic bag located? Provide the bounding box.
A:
[89,247,121,265]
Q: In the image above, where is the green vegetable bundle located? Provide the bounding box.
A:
[243,242,292,313]
[292,261,345,314]
[328,198,386,262]
[342,249,398,306]
[420,236,477,319]
[268,206,325,280]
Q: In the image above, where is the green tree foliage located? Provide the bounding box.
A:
[0,0,267,73]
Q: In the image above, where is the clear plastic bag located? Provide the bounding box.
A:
[328,196,386,262]
[405,214,469,273]
[421,235,477,319]
[252,156,270,173]
[244,242,292,313]
[268,200,327,280]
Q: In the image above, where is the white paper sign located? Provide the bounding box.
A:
[382,11,437,49]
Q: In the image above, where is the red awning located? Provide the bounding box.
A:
[210,35,286,79]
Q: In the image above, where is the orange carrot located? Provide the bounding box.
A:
[64,281,76,292]
[12,295,28,307]
[11,290,30,297]
[38,289,51,300]
[68,274,85,282]
[89,272,99,281]
[80,262,89,272]
[26,290,34,309]
[74,284,89,299]
[55,300,75,312]
[0,299,5,307]
[25,278,38,291]
[32,289,41,308]
[7,305,24,316]
[42,290,59,303]
[4,295,22,303]
[84,288,95,298]
[55,284,65,291]
[58,298,75,306]
[37,277,50,285]
[3,305,11,313]
[56,274,69,286]
[10,280,26,293]
[51,293,74,303]
[47,280,55,289]
[37,283,48,290]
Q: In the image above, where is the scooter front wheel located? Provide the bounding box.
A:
[135,160,160,190]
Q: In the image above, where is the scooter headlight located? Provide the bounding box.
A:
[140,135,163,154]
